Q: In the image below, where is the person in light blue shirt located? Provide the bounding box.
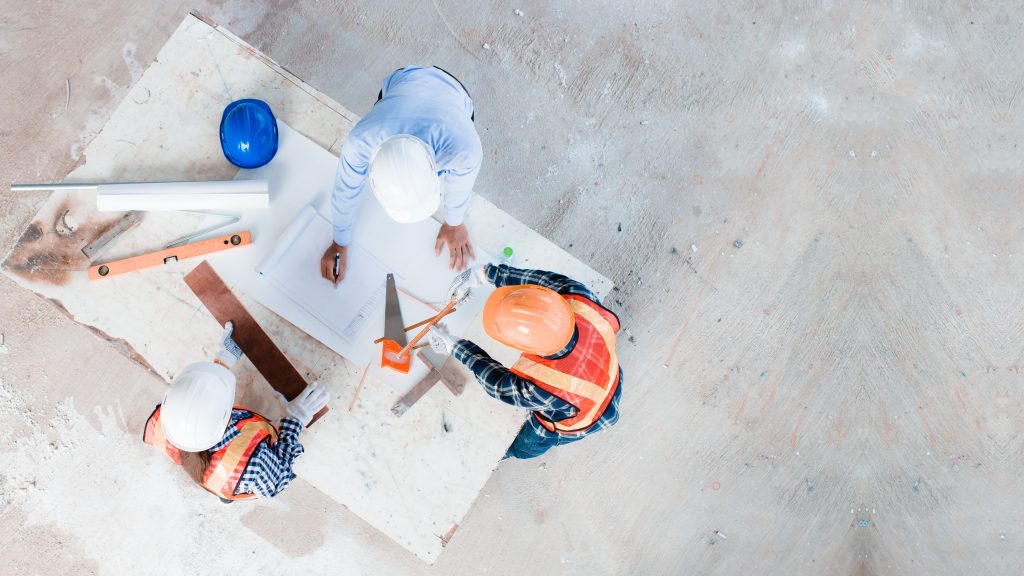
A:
[319,66,483,283]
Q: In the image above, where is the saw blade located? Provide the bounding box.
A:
[382,273,407,346]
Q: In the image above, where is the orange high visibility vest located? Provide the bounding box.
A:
[510,295,621,433]
[143,405,279,501]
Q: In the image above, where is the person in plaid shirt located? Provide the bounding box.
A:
[429,264,623,459]
[202,407,306,499]
[143,323,328,501]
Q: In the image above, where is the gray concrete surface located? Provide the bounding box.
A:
[1,1,1021,575]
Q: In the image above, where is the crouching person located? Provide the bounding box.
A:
[143,322,328,501]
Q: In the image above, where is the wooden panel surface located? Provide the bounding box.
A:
[0,12,610,564]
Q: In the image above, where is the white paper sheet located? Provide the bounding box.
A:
[256,205,392,342]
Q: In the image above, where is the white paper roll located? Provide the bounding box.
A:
[95,180,269,211]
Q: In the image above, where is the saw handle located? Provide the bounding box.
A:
[381,339,412,373]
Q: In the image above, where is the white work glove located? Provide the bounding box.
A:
[216,321,243,368]
[285,381,329,427]
[428,324,459,356]
[446,265,489,304]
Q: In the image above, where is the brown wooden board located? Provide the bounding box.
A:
[184,260,327,425]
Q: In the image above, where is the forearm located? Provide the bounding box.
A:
[331,144,371,246]
[453,340,565,410]
[249,417,305,498]
[331,181,362,246]
[273,417,305,462]
[442,173,475,226]
[485,264,598,301]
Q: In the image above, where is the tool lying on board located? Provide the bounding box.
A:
[391,348,467,418]
[88,231,252,280]
[380,273,412,373]
[165,212,241,247]
[184,261,327,426]
[372,305,457,344]
[81,211,144,262]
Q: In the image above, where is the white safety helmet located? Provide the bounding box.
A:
[368,135,441,223]
[160,361,236,452]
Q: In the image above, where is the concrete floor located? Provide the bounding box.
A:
[1,1,1020,574]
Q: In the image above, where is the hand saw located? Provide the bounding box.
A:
[380,273,412,373]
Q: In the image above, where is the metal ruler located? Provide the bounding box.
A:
[81,211,143,262]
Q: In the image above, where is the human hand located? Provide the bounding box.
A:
[446,265,488,304]
[320,242,348,286]
[427,323,459,355]
[434,223,475,271]
[215,321,243,367]
[284,381,329,427]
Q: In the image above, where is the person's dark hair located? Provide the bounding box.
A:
[180,450,212,486]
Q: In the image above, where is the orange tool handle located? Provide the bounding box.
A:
[396,298,457,360]
[88,231,253,280]
[381,339,412,374]
[372,306,457,344]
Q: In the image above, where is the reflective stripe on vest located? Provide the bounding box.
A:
[511,295,620,433]
[143,405,279,500]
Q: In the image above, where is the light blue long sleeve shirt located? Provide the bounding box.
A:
[331,66,482,245]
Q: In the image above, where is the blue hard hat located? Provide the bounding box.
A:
[219,99,279,169]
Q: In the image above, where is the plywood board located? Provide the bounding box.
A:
[0,13,612,563]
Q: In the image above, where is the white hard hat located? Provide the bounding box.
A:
[160,361,236,452]
[368,135,441,223]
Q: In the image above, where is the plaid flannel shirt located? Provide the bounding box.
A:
[453,264,622,439]
[208,409,305,499]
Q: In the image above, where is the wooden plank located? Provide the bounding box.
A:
[184,260,326,425]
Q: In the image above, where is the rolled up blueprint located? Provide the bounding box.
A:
[95,179,269,211]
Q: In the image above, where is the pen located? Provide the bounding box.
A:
[333,252,341,280]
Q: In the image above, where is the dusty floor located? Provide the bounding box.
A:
[1,1,1022,575]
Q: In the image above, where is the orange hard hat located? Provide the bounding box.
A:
[482,285,575,356]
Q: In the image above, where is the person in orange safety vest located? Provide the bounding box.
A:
[143,322,329,501]
[428,264,622,459]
